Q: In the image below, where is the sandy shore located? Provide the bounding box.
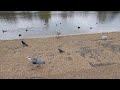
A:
[1,32,120,79]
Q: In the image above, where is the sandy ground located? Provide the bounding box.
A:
[1,32,120,79]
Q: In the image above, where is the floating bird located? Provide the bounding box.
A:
[19,34,22,37]
[2,30,7,33]
[78,26,80,29]
[90,27,92,29]
[56,24,57,26]
[26,30,28,32]
[58,48,65,53]
[96,22,98,24]
[60,23,61,24]
[101,36,108,40]
[21,41,28,47]
[27,56,45,64]
[44,24,46,25]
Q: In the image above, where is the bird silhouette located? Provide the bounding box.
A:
[90,27,92,29]
[19,34,22,37]
[2,30,7,33]
[26,30,28,32]
[21,41,28,47]
[57,32,61,35]
[58,48,65,53]
[78,26,80,29]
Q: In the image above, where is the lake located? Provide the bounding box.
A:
[0,11,120,40]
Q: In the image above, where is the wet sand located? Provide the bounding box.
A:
[1,32,120,79]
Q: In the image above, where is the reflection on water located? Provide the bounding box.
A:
[0,11,17,23]
[38,11,51,24]
[18,11,33,20]
[97,11,120,23]
[0,11,120,40]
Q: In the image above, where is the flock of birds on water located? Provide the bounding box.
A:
[1,22,108,65]
[1,22,98,37]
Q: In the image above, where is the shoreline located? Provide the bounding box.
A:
[1,31,120,41]
[1,31,120,79]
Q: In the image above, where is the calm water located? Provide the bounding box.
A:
[0,11,120,40]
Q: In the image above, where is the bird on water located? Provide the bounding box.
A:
[2,30,7,33]
[78,26,80,29]
[19,34,22,37]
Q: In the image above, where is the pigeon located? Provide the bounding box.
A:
[90,27,92,29]
[78,26,80,29]
[21,41,28,47]
[19,34,22,37]
[27,56,45,64]
[58,48,65,53]
[2,30,7,33]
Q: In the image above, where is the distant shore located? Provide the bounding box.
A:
[1,31,120,79]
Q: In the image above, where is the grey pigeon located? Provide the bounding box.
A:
[21,41,28,47]
[90,27,92,29]
[78,26,80,29]
[2,30,7,33]
[27,56,45,64]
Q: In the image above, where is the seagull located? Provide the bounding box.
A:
[27,56,45,64]
[101,36,108,40]
[21,41,28,47]
[78,26,80,29]
[2,30,7,33]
